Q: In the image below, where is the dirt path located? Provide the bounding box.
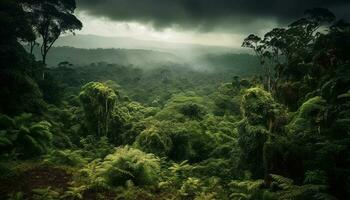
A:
[0,166,72,199]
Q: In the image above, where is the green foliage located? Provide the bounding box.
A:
[269,174,334,200]
[0,71,45,115]
[238,119,269,178]
[241,87,274,125]
[169,161,194,184]
[0,113,16,129]
[0,114,53,158]
[213,82,242,116]
[7,192,24,200]
[124,101,159,122]
[44,149,86,167]
[135,119,221,162]
[179,103,206,119]
[287,96,326,137]
[304,170,327,185]
[1,3,349,199]
[22,0,82,64]
[194,158,237,181]
[179,177,203,198]
[154,93,212,122]
[0,160,17,179]
[135,124,172,157]
[81,146,160,188]
[18,121,52,157]
[238,87,289,179]
[115,180,154,200]
[60,185,87,200]
[79,136,115,160]
[0,0,46,115]
[32,187,60,200]
[79,82,131,144]
[79,82,117,137]
[228,179,264,200]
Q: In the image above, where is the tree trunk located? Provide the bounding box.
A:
[41,52,46,80]
[105,98,108,136]
[30,41,35,55]
[42,51,47,65]
[267,66,272,93]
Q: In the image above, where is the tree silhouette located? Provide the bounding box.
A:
[242,8,338,96]
[21,0,82,65]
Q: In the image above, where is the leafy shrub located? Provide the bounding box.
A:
[44,149,86,167]
[80,136,115,160]
[213,82,242,116]
[269,174,334,200]
[7,191,24,200]
[136,119,221,162]
[31,187,60,200]
[115,181,154,200]
[194,158,237,180]
[20,121,53,157]
[60,185,87,200]
[238,120,269,178]
[229,179,265,200]
[166,160,194,187]
[287,96,326,136]
[135,125,172,157]
[179,103,206,119]
[0,114,53,158]
[134,121,193,161]
[167,126,194,161]
[303,170,327,185]
[179,177,203,198]
[241,87,274,125]
[81,146,160,188]
[154,93,213,122]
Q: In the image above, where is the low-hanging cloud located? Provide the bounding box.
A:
[77,0,350,33]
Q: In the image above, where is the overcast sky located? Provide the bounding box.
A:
[75,0,350,47]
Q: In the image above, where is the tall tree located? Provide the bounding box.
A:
[79,82,118,139]
[0,0,45,115]
[242,8,336,97]
[21,0,82,65]
[242,34,274,92]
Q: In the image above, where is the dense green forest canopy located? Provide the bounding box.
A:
[0,0,350,200]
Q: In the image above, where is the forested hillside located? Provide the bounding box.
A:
[0,0,349,200]
[30,47,179,66]
[29,46,260,73]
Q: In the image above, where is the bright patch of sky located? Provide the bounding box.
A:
[75,11,258,47]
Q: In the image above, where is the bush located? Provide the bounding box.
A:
[44,149,86,167]
[287,96,326,136]
[241,87,274,125]
[153,93,212,122]
[84,146,160,188]
[80,136,115,160]
[237,120,268,178]
[179,177,203,198]
[17,121,53,158]
[0,114,53,158]
[179,103,206,119]
[135,125,172,157]
[134,121,193,161]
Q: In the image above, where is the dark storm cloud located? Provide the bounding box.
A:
[77,0,350,32]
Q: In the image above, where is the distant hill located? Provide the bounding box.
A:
[54,34,250,57]
[29,34,259,74]
[32,47,179,67]
[31,45,260,75]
